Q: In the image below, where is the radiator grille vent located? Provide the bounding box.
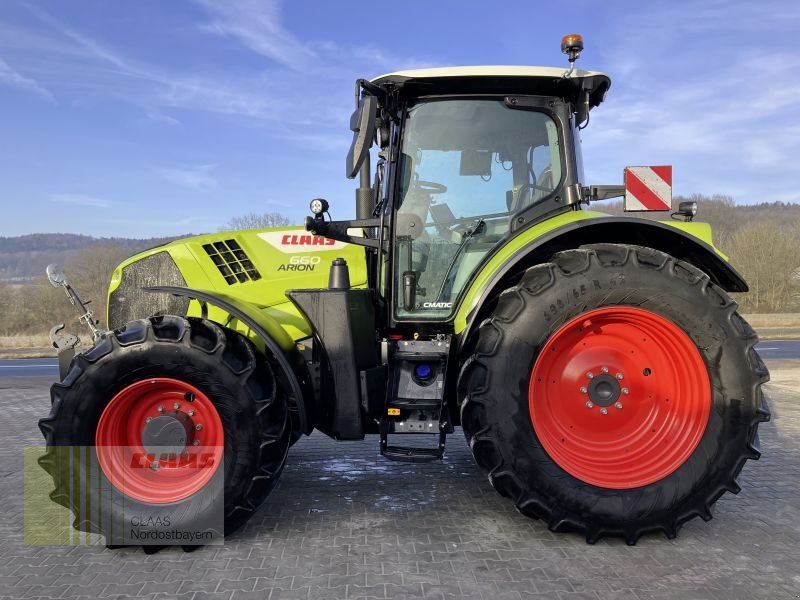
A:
[203,239,261,285]
[108,252,189,331]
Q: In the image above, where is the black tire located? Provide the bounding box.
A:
[38,315,291,545]
[458,243,770,544]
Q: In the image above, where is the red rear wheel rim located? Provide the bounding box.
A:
[95,378,224,503]
[529,307,711,489]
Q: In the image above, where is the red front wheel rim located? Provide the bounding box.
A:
[529,307,711,489]
[95,378,224,503]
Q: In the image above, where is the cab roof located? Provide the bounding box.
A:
[371,65,611,109]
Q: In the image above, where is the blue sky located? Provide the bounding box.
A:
[0,0,798,237]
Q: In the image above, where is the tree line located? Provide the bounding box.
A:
[0,212,293,337]
[601,195,800,312]
[0,233,187,281]
[0,201,797,338]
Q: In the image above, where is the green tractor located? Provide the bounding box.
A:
[39,36,769,546]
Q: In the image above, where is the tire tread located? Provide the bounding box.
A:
[37,315,291,549]
[459,243,770,544]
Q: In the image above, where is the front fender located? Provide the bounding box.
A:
[145,285,309,434]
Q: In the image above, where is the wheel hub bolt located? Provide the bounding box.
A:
[586,401,594,409]
[600,408,608,415]
[188,410,195,417]
[145,416,152,423]
[601,366,609,373]
[173,402,180,410]
[579,386,588,394]
[615,402,623,409]
[622,388,630,395]
[150,461,160,471]
[586,372,594,379]
[195,424,203,431]
[157,405,164,413]
[193,440,200,446]
[616,373,623,380]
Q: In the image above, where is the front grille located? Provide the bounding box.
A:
[203,239,261,285]
[108,251,189,330]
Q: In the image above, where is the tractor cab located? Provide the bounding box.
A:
[297,42,617,459]
[307,63,611,331]
[379,69,606,322]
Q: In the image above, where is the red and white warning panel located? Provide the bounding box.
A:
[624,166,672,211]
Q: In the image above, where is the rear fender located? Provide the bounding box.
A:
[145,286,311,436]
[455,214,748,345]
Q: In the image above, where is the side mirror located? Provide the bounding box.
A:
[345,95,377,179]
[46,263,67,288]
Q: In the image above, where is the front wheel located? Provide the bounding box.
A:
[459,244,770,544]
[38,316,291,546]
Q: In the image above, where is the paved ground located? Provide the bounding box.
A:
[1,360,799,600]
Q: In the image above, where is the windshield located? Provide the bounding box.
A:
[394,98,562,320]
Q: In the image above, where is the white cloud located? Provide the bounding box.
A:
[0,57,53,101]
[144,111,181,126]
[157,77,285,120]
[193,0,315,69]
[658,0,800,33]
[157,165,219,190]
[50,193,111,208]
[581,2,800,203]
[276,129,351,152]
[175,215,219,227]
[22,2,131,71]
[2,2,436,131]
[741,139,784,169]
[2,6,312,125]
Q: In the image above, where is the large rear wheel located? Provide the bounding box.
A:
[459,244,770,544]
[38,316,291,546]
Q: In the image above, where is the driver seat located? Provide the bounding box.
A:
[506,166,554,213]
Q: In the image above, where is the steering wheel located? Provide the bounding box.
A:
[412,180,447,195]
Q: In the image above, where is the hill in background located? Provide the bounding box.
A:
[597,196,800,245]
[1,197,798,315]
[3,197,798,282]
[0,233,186,282]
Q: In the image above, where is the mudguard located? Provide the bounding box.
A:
[145,285,309,435]
[455,211,748,340]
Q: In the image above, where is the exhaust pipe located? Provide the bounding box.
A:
[356,157,372,219]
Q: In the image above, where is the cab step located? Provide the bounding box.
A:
[380,430,446,463]
[382,445,443,463]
